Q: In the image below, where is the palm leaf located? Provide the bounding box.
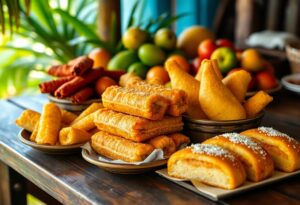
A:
[125,0,139,29]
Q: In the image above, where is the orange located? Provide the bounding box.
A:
[165,55,190,73]
[88,48,112,68]
[241,49,264,72]
[95,76,117,96]
[146,66,169,85]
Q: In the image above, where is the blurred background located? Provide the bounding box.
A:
[0,0,298,99]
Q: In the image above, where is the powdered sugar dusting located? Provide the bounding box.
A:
[221,133,267,158]
[191,144,236,162]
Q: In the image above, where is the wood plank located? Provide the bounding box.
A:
[8,94,48,112]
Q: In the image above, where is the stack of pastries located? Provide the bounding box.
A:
[90,82,191,162]
[168,127,300,190]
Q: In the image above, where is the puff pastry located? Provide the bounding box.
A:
[94,108,183,142]
[36,103,62,145]
[59,127,91,145]
[168,133,190,149]
[147,135,176,157]
[241,127,300,172]
[16,110,40,132]
[126,82,188,116]
[204,133,274,182]
[168,144,246,189]
[102,85,170,120]
[91,131,155,162]
[71,102,103,125]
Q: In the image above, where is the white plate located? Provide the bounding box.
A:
[156,168,300,201]
[281,73,300,95]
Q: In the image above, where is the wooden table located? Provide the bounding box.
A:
[0,90,299,205]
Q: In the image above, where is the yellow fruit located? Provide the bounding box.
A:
[88,48,111,68]
[122,27,148,50]
[177,26,214,58]
[241,49,265,72]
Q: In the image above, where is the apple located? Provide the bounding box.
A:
[255,71,278,90]
[263,61,275,76]
[154,28,177,50]
[197,39,217,59]
[216,38,235,50]
[211,47,237,74]
[247,76,256,91]
[191,57,204,75]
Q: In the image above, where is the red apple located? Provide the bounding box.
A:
[216,38,235,50]
[197,39,217,59]
[247,76,256,91]
[255,71,278,90]
[263,61,275,76]
[191,57,204,75]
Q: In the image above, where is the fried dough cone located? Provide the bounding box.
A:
[199,60,246,120]
[91,131,155,162]
[126,81,188,116]
[241,127,300,172]
[147,135,176,157]
[16,110,40,132]
[195,59,223,81]
[243,91,273,118]
[36,103,62,145]
[94,108,183,142]
[59,127,91,145]
[222,70,252,102]
[168,144,246,189]
[102,86,170,120]
[203,133,274,182]
[165,60,207,119]
[119,72,142,87]
[168,133,190,149]
[71,102,103,125]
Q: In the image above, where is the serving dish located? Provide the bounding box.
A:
[281,73,300,95]
[156,168,300,201]
[183,111,264,142]
[81,149,167,174]
[18,129,84,154]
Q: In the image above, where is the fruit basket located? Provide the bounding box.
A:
[286,43,300,74]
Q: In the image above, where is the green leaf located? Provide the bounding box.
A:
[126,0,139,29]
[109,12,117,51]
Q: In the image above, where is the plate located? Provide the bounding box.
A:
[47,94,101,113]
[156,168,300,201]
[281,73,300,95]
[246,82,282,97]
[81,149,167,174]
[18,129,84,154]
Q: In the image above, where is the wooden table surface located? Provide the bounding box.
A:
[0,90,299,205]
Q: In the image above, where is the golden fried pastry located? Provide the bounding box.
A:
[199,60,246,120]
[91,131,155,162]
[16,109,40,132]
[60,109,77,125]
[195,59,222,81]
[147,135,176,157]
[71,111,97,131]
[168,133,190,149]
[102,85,170,120]
[222,70,252,102]
[126,81,188,116]
[30,121,39,142]
[94,108,183,142]
[59,127,91,145]
[243,91,273,118]
[168,144,246,189]
[119,72,142,87]
[241,127,300,172]
[71,102,103,125]
[203,133,274,181]
[165,60,207,119]
[36,103,62,145]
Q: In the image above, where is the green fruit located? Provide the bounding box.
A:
[122,27,148,50]
[138,44,166,66]
[211,47,237,74]
[107,50,138,71]
[154,28,177,50]
[128,62,148,78]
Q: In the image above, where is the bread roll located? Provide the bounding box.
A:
[241,127,300,172]
[204,133,274,182]
[168,144,246,189]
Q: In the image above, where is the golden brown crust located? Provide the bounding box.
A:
[243,91,273,118]
[94,108,183,142]
[102,85,170,120]
[147,135,176,157]
[91,131,155,162]
[168,144,246,189]
[126,81,188,116]
[15,110,40,132]
[168,133,190,149]
[71,102,103,125]
[241,127,300,172]
[59,127,91,145]
[203,133,274,182]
